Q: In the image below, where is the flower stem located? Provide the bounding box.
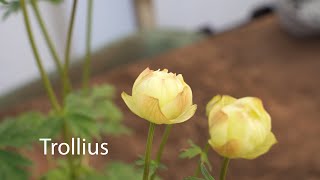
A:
[63,0,78,97]
[30,0,64,77]
[82,0,93,89]
[194,143,210,177]
[30,0,73,96]
[219,157,230,180]
[143,122,156,180]
[20,0,61,112]
[150,124,172,180]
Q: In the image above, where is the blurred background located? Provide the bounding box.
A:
[0,0,275,96]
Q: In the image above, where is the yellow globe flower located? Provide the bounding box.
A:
[122,68,197,124]
[207,95,277,159]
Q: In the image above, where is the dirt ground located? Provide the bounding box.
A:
[1,15,320,179]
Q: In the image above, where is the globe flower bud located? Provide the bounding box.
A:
[122,68,197,124]
[207,95,277,159]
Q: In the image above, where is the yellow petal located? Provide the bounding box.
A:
[242,132,277,159]
[168,104,197,124]
[210,139,242,159]
[121,92,141,118]
[206,95,236,117]
[121,92,168,124]
[161,86,193,119]
[235,97,272,132]
[208,111,229,147]
[133,67,152,91]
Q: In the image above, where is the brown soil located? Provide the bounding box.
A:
[1,15,320,179]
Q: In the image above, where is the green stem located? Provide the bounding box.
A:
[150,124,172,180]
[195,143,210,177]
[82,0,93,89]
[143,123,156,180]
[20,0,61,112]
[30,0,64,77]
[219,157,230,180]
[30,0,73,96]
[62,120,77,180]
[63,0,78,97]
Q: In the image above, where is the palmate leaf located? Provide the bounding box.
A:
[135,156,164,179]
[0,112,63,147]
[180,140,212,170]
[43,160,143,180]
[179,140,203,159]
[200,164,215,180]
[184,164,215,180]
[0,0,8,4]
[1,0,19,20]
[0,0,63,20]
[0,149,32,180]
[104,161,143,180]
[184,176,211,180]
[64,85,129,139]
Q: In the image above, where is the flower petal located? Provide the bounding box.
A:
[168,104,197,124]
[242,132,277,159]
[121,92,168,124]
[206,95,236,117]
[161,86,193,119]
[133,67,152,91]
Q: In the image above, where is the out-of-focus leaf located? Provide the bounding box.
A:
[184,177,205,180]
[41,159,70,180]
[0,0,8,4]
[200,164,215,180]
[135,156,165,179]
[47,0,63,4]
[0,150,31,180]
[105,161,143,180]
[0,112,62,147]
[65,113,99,141]
[1,0,20,20]
[200,150,212,171]
[64,85,129,138]
[0,112,43,147]
[179,140,203,159]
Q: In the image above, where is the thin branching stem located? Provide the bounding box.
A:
[62,0,78,97]
[82,0,93,89]
[20,0,61,112]
[30,0,64,77]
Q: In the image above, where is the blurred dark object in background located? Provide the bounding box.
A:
[251,5,275,20]
[198,26,215,36]
[276,0,320,37]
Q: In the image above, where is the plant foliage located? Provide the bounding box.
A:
[0,149,32,180]
[179,140,212,170]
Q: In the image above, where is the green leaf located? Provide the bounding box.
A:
[64,85,129,138]
[41,159,70,180]
[0,112,63,148]
[42,158,101,180]
[47,0,63,4]
[104,161,143,180]
[184,177,205,180]
[1,0,20,20]
[0,112,54,147]
[200,151,212,171]
[179,140,203,159]
[0,150,31,180]
[200,164,215,180]
[135,155,165,179]
[39,115,64,138]
[66,112,100,140]
[0,0,8,4]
